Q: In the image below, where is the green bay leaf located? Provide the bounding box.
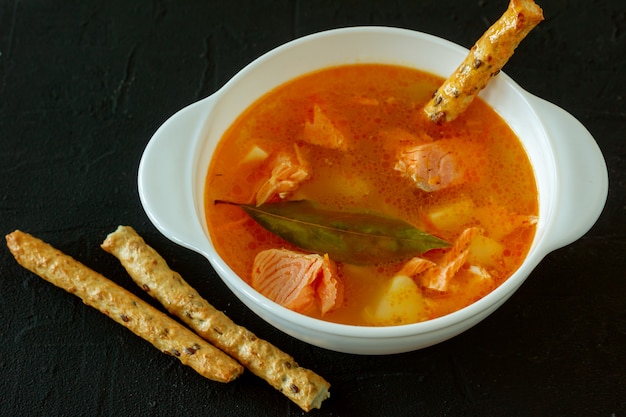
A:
[218,200,449,264]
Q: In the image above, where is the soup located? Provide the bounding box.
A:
[205,64,537,326]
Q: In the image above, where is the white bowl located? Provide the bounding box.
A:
[138,27,608,355]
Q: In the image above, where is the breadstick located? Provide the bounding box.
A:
[101,225,330,412]
[5,230,243,383]
[424,0,544,123]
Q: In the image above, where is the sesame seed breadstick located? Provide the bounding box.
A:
[101,225,330,412]
[5,230,243,384]
[424,0,544,123]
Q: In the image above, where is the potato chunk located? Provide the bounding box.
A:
[364,275,426,326]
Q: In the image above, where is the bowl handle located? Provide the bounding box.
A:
[526,94,608,252]
[137,96,216,253]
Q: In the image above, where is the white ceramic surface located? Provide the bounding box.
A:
[138,27,608,355]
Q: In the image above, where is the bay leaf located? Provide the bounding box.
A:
[217,200,449,264]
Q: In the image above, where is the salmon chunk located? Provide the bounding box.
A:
[395,139,463,192]
[316,254,344,315]
[255,144,310,206]
[251,249,343,315]
[302,105,348,150]
[420,227,482,292]
[397,256,436,277]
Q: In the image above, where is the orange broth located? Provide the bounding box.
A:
[205,64,537,326]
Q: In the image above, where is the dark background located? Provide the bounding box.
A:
[1,1,624,416]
